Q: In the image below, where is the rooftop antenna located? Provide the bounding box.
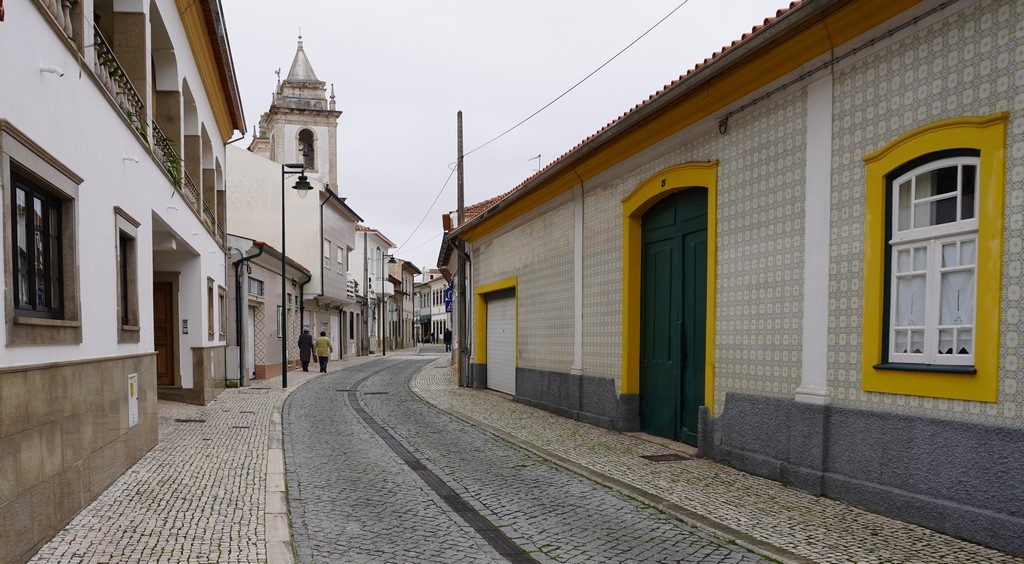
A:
[528,154,541,173]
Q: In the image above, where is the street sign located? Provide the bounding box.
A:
[444,287,453,313]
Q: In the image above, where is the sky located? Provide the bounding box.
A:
[221,0,778,271]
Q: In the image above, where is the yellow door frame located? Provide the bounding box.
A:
[621,162,718,414]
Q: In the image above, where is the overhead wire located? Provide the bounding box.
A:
[395,0,691,254]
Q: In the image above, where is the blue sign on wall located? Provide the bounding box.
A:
[444,287,453,312]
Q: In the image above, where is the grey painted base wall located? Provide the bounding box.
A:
[471,364,639,431]
[699,393,1024,556]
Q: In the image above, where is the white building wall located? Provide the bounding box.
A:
[0,1,226,371]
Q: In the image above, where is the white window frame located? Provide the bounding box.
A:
[337,245,344,273]
[887,156,978,366]
[324,238,331,270]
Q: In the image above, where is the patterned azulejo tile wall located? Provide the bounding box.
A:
[474,200,575,373]
[582,93,809,416]
[829,0,1024,427]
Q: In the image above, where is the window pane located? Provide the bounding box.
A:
[50,205,61,310]
[895,274,927,326]
[913,247,927,271]
[938,329,954,355]
[897,249,912,273]
[961,165,976,220]
[33,197,45,308]
[957,329,973,355]
[961,239,976,266]
[910,330,925,354]
[15,188,29,307]
[897,180,912,231]
[942,242,957,268]
[894,330,909,354]
[940,269,975,326]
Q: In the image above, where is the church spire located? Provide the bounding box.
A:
[286,34,320,83]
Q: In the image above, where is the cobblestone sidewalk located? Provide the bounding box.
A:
[412,360,1024,564]
[28,354,379,564]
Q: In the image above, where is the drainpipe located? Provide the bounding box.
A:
[232,243,265,386]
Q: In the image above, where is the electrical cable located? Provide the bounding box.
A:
[396,0,691,254]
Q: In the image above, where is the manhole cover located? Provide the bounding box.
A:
[174,419,206,423]
[640,454,690,463]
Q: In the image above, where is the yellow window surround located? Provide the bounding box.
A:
[861,113,1008,402]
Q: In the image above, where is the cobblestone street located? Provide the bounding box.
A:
[27,348,1024,563]
[285,352,767,563]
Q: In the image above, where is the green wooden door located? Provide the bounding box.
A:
[640,189,707,445]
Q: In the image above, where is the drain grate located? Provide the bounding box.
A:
[231,425,251,429]
[174,419,207,424]
[640,453,690,463]
[335,389,357,392]
[361,391,389,395]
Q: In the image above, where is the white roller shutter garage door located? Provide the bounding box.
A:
[486,296,516,395]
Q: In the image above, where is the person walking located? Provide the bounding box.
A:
[443,327,452,352]
[298,328,314,372]
[314,331,333,373]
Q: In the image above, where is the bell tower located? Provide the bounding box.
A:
[251,36,342,189]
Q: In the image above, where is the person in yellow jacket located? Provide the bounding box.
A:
[314,331,333,373]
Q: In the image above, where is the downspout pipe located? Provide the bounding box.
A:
[232,243,265,386]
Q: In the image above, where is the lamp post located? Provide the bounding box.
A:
[377,253,397,356]
[281,162,313,388]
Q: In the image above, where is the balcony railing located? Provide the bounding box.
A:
[93,26,147,141]
[40,0,75,39]
[39,0,225,246]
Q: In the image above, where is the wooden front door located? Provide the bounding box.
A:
[640,188,707,446]
[154,282,175,386]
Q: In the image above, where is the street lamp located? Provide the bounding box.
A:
[281,162,313,388]
[377,253,397,356]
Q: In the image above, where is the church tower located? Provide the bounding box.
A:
[250,36,341,189]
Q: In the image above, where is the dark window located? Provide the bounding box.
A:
[12,173,63,318]
[119,233,131,324]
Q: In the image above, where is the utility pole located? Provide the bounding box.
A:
[456,111,468,387]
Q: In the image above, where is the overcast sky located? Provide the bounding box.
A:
[221,0,776,271]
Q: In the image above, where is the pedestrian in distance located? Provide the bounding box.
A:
[297,328,313,372]
[314,331,333,373]
[443,328,452,352]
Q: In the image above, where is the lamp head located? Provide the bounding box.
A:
[292,174,313,198]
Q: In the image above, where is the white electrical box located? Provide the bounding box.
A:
[127,373,139,427]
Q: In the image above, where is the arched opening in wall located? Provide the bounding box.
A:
[298,128,316,170]
[150,1,180,158]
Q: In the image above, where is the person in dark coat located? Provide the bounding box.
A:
[443,328,452,352]
[298,328,314,372]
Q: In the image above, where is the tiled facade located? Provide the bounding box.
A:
[475,200,576,373]
[828,0,1024,427]
[455,0,1024,556]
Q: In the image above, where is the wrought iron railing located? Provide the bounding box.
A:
[150,120,184,189]
[181,170,200,209]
